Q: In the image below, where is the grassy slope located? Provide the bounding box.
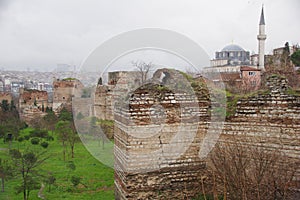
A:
[0,128,114,200]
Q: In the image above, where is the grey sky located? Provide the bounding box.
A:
[0,0,299,71]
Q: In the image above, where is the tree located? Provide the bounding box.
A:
[55,120,78,160]
[10,100,16,111]
[0,100,9,112]
[9,149,48,200]
[264,43,300,88]
[55,121,71,161]
[42,111,58,134]
[0,158,12,192]
[67,125,79,159]
[206,138,299,200]
[29,117,44,130]
[58,107,73,121]
[281,42,291,67]
[56,107,78,159]
[33,99,37,107]
[70,175,81,187]
[291,50,300,66]
[0,107,25,140]
[66,161,76,180]
[45,172,56,192]
[132,61,154,84]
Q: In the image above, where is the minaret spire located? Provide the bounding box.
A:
[259,5,265,25]
[257,5,266,71]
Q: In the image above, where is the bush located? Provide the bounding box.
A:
[24,135,30,140]
[40,141,49,148]
[29,129,49,138]
[70,176,81,187]
[30,137,40,145]
[17,136,24,142]
[66,161,76,171]
[46,135,54,141]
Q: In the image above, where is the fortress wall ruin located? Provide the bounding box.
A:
[113,75,300,199]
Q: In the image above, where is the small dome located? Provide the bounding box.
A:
[221,44,245,52]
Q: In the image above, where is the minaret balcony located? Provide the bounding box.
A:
[257,34,266,40]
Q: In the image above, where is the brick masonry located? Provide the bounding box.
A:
[113,73,300,199]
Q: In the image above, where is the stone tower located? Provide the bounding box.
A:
[114,69,211,199]
[257,6,266,71]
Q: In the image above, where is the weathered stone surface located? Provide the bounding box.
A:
[18,89,49,124]
[114,75,300,199]
[52,78,84,112]
[114,73,210,199]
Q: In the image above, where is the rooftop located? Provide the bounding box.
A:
[221,44,245,52]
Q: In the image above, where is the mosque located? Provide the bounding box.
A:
[203,6,266,90]
[205,6,266,74]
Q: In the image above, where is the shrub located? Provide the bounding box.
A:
[24,135,30,140]
[29,129,49,138]
[17,136,24,142]
[40,141,49,148]
[70,176,81,187]
[66,161,76,171]
[46,135,54,141]
[30,137,40,145]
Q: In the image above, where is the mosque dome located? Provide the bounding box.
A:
[214,43,250,66]
[221,44,245,52]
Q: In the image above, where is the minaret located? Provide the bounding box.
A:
[257,6,266,71]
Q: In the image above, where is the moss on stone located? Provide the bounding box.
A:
[62,77,77,81]
[286,88,300,96]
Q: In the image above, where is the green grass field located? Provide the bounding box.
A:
[0,128,115,200]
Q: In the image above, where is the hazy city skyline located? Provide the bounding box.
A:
[0,0,299,71]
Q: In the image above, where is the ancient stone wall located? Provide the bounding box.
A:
[18,89,49,124]
[53,78,84,112]
[114,74,300,199]
[19,107,47,125]
[114,81,210,199]
[222,76,300,164]
[19,89,49,110]
[94,71,141,121]
[94,85,113,120]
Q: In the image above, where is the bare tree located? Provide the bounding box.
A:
[264,42,300,88]
[132,61,154,84]
[203,137,300,200]
[241,74,260,93]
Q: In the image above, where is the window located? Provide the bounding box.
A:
[249,71,255,76]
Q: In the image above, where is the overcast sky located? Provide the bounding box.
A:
[0,0,299,71]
